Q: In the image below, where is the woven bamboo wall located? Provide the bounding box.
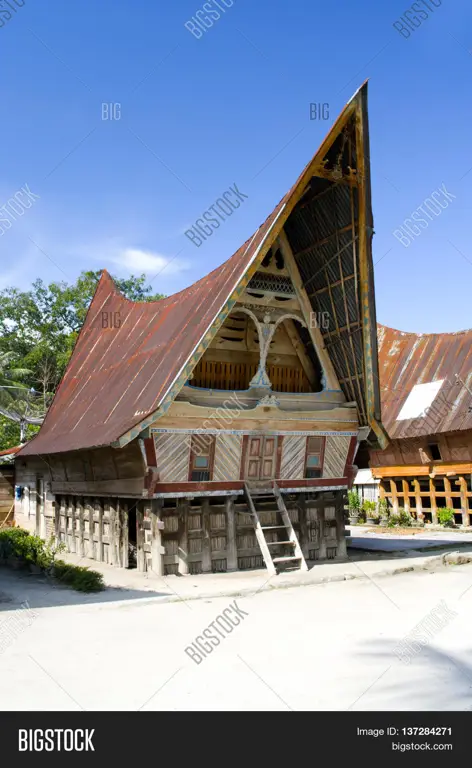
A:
[191,360,310,393]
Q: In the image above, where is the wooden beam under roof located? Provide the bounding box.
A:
[277,229,339,392]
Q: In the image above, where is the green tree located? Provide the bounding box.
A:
[0,351,31,408]
[0,270,164,449]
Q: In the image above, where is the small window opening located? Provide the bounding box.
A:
[428,443,442,461]
[305,437,324,479]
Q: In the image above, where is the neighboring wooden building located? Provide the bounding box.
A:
[15,84,387,575]
[369,325,472,525]
[0,446,19,527]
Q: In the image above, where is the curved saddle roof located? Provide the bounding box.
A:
[378,324,472,439]
[19,83,383,457]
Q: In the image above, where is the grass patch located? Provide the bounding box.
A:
[53,560,104,592]
[0,528,104,593]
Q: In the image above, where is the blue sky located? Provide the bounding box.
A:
[1,0,471,333]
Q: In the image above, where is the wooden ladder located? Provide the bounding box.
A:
[244,482,308,575]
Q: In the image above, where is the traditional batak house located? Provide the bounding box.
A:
[368,325,472,525]
[15,83,388,575]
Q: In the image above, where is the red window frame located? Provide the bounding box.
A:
[304,436,325,478]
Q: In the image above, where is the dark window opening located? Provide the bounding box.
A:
[127,506,137,569]
[190,470,210,482]
[274,248,284,270]
[429,443,442,461]
[261,251,272,268]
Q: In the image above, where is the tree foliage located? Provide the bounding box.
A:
[0,270,164,449]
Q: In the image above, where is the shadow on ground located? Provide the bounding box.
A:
[0,568,168,611]
[347,537,472,562]
[351,641,472,710]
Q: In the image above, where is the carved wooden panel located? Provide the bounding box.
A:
[279,435,306,480]
[213,434,243,482]
[153,433,191,482]
[322,435,351,478]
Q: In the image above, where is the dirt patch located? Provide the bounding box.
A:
[360,526,426,536]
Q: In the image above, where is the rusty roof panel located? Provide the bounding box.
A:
[378,324,472,439]
[18,225,279,457]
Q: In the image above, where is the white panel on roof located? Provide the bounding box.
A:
[397,380,444,421]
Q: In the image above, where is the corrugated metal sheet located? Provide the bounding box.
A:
[19,83,380,457]
[378,324,472,439]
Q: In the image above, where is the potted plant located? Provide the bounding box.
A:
[388,512,401,528]
[362,500,379,525]
[378,498,389,527]
[347,489,361,525]
[438,507,455,528]
[398,507,413,527]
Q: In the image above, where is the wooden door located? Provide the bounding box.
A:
[246,436,277,480]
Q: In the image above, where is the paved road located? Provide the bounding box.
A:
[1,562,472,711]
[348,526,472,551]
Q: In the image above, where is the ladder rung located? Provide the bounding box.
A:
[261,525,287,530]
[267,541,293,546]
[272,555,302,563]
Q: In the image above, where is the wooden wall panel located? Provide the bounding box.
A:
[213,434,243,482]
[323,435,352,478]
[279,435,306,480]
[153,433,191,482]
[0,467,14,526]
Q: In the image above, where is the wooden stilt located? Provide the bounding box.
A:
[444,477,453,510]
[96,498,103,562]
[121,500,129,568]
[318,507,327,560]
[115,499,122,567]
[402,480,410,513]
[177,499,189,575]
[108,498,116,565]
[77,497,85,557]
[459,476,470,527]
[85,498,95,559]
[201,498,212,573]
[389,479,399,513]
[429,478,438,524]
[57,496,64,545]
[335,497,347,558]
[70,496,76,553]
[136,503,146,572]
[225,496,238,571]
[413,479,423,521]
[150,499,164,576]
[297,493,310,559]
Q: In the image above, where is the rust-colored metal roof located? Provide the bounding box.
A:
[0,446,21,457]
[18,229,278,457]
[19,83,382,457]
[378,324,472,439]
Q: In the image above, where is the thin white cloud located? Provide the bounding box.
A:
[105,247,188,275]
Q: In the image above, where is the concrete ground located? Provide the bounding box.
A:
[348,525,472,552]
[1,540,472,710]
